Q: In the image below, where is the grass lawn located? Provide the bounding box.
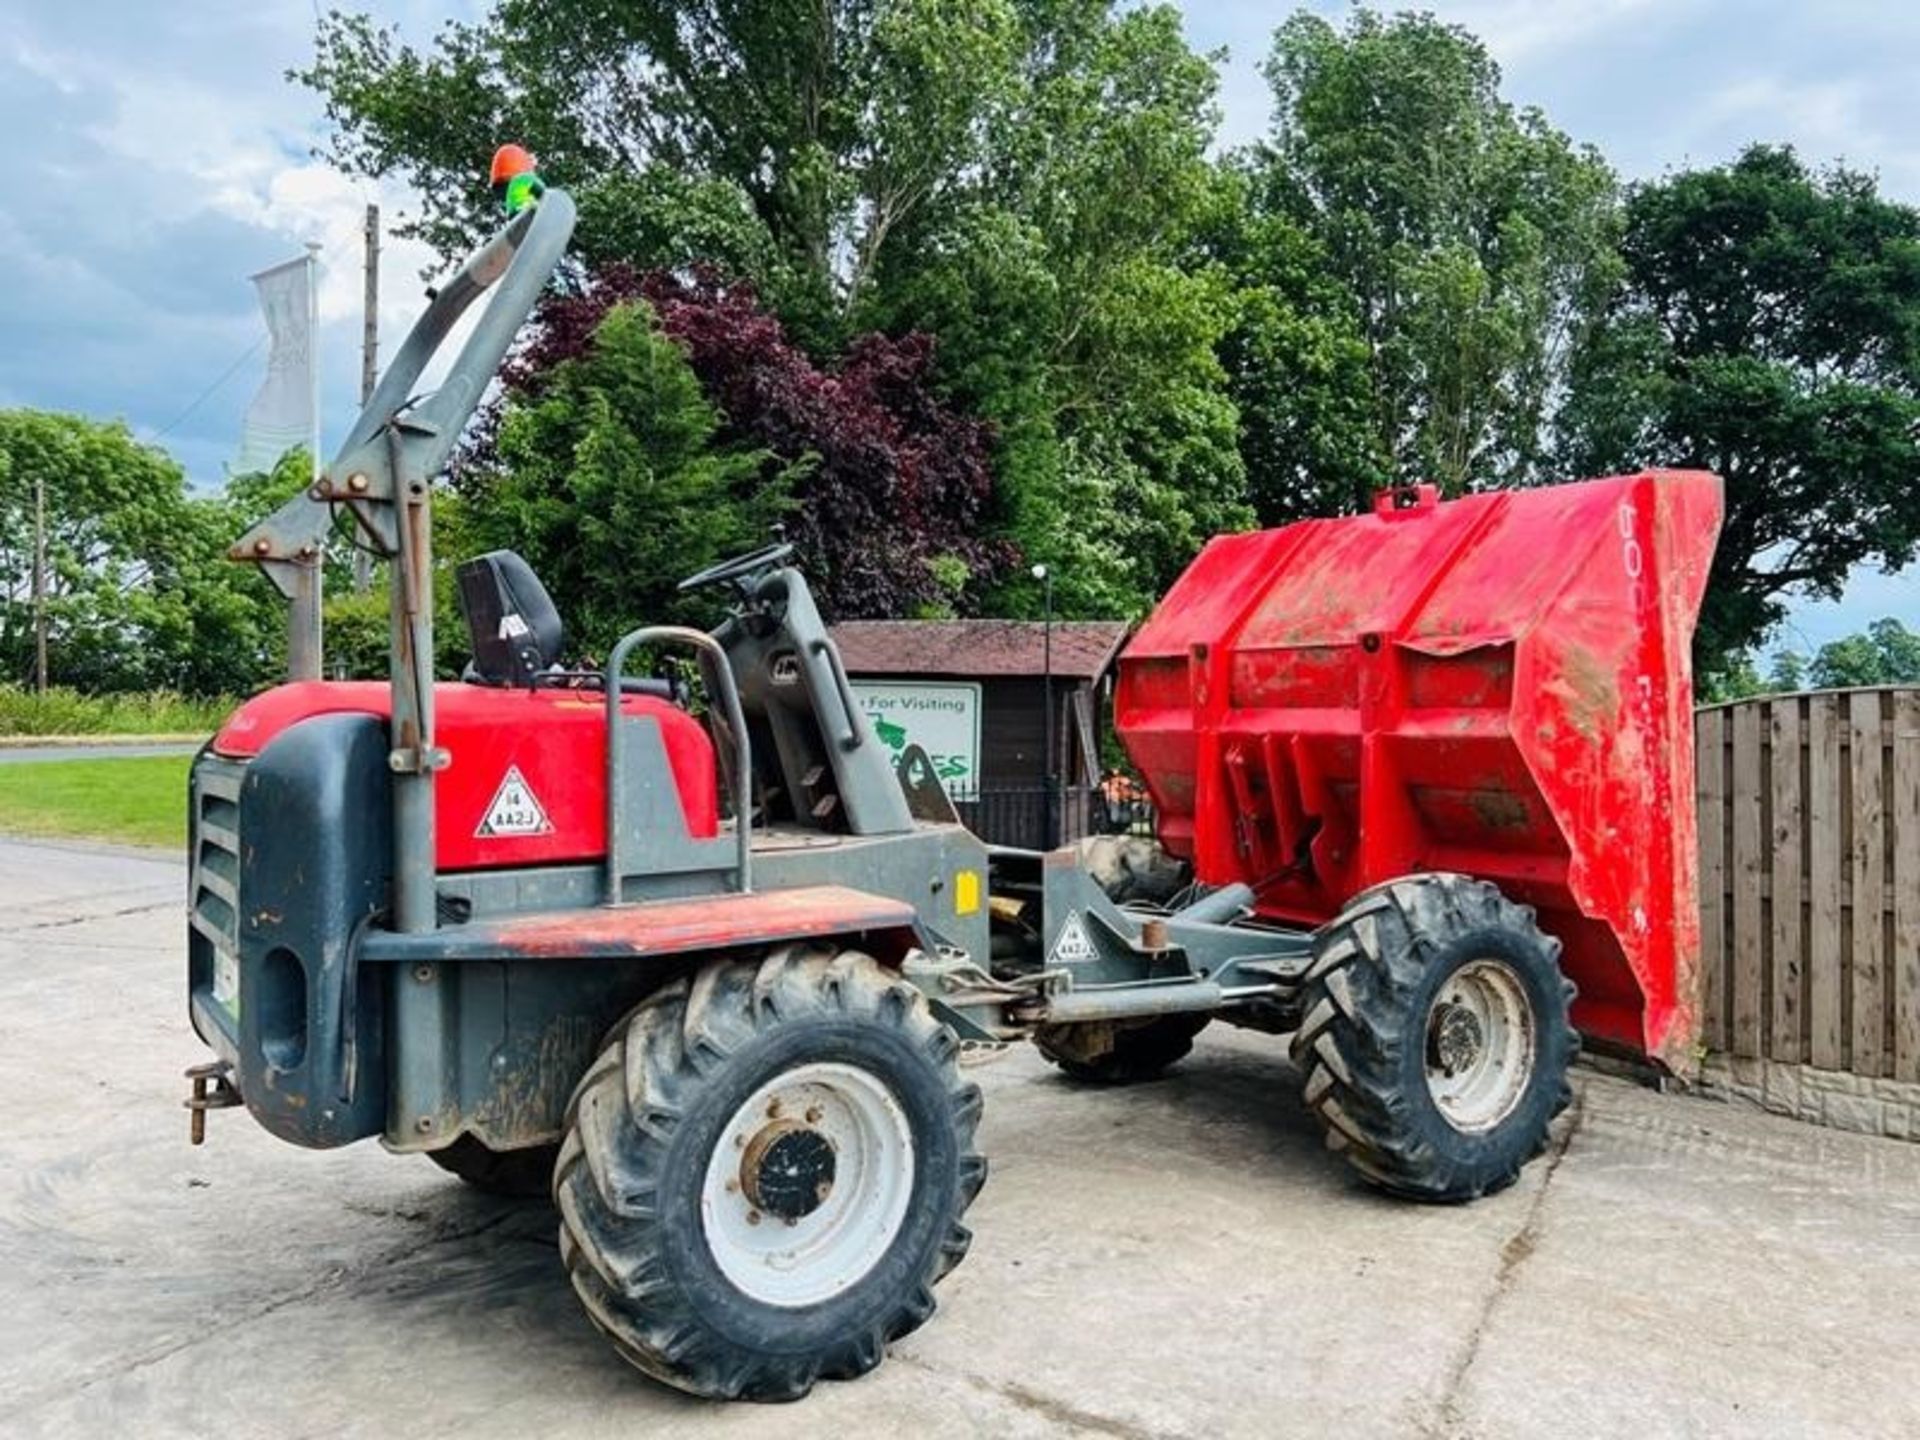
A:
[0,755,191,848]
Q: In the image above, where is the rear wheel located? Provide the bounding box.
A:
[1072,834,1190,905]
[554,945,986,1400]
[1291,873,1578,1202]
[1036,838,1204,1084]
[1034,1014,1210,1084]
[427,1136,557,1199]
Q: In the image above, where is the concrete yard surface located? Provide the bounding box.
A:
[2,836,1917,1439]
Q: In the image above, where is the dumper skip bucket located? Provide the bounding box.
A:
[1116,472,1723,1070]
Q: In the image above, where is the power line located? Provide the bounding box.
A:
[147,334,266,445]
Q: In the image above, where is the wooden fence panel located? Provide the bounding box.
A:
[1807,695,1845,1070]
[1697,707,1727,1051]
[1770,699,1804,1064]
[1695,688,1919,1082]
[1729,703,1766,1057]
[1895,691,1920,1083]
[1850,690,1887,1077]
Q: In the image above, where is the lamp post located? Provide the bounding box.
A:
[1033,562,1055,848]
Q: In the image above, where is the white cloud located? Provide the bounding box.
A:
[1435,0,1690,65]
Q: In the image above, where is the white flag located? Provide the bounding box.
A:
[235,253,316,476]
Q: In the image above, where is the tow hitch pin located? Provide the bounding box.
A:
[183,1060,241,1145]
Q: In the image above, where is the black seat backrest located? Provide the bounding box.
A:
[456,551,565,687]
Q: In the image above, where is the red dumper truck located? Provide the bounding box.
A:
[184,187,1721,1399]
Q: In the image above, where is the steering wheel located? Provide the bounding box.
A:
[678,542,795,593]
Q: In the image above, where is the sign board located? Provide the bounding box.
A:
[850,680,982,792]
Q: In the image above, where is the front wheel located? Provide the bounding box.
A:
[1291,873,1578,1203]
[555,945,986,1401]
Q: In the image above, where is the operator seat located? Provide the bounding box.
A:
[456,550,565,687]
[455,549,679,701]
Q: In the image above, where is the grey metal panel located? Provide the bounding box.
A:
[610,709,742,882]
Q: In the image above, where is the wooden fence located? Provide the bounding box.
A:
[1696,687,1920,1081]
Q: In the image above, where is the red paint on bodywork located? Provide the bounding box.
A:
[212,680,719,869]
[405,885,921,960]
[1116,472,1722,1071]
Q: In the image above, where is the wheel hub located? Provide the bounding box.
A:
[1422,958,1537,1133]
[700,1061,915,1307]
[1428,1003,1486,1076]
[740,1120,837,1221]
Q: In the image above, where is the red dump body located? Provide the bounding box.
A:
[1116,472,1722,1070]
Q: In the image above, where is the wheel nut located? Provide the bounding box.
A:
[805,1106,822,1123]
[746,1210,761,1226]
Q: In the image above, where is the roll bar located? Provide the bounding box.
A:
[232,189,579,596]
[230,189,579,936]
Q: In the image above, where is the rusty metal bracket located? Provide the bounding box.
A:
[387,745,452,775]
[184,1058,242,1145]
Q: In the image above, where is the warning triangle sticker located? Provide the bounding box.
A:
[1050,910,1097,964]
[476,765,553,838]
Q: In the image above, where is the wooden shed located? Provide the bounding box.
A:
[829,619,1131,845]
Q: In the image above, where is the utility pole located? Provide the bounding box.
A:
[355,204,379,593]
[31,470,47,695]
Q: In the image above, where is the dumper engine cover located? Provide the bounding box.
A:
[212,680,720,870]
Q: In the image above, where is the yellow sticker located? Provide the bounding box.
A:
[954,869,982,916]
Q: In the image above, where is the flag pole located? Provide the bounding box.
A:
[287,241,325,681]
[354,205,379,594]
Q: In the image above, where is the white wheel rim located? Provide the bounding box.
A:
[700,1061,915,1308]
[1424,959,1537,1133]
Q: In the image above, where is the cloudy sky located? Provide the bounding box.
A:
[6,0,1917,652]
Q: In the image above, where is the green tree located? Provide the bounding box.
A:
[1206,166,1385,524]
[301,0,1023,340]
[1700,650,1765,704]
[300,1,1248,619]
[1560,146,1920,666]
[864,4,1251,616]
[459,301,787,650]
[1767,649,1808,693]
[1245,8,1619,503]
[0,410,289,696]
[1807,618,1920,688]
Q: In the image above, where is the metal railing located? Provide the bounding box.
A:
[947,783,1156,850]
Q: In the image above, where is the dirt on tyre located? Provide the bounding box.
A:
[1291,872,1578,1203]
[554,944,986,1401]
[428,1136,558,1199]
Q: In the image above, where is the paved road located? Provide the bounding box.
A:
[2,835,1918,1439]
[0,743,200,764]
